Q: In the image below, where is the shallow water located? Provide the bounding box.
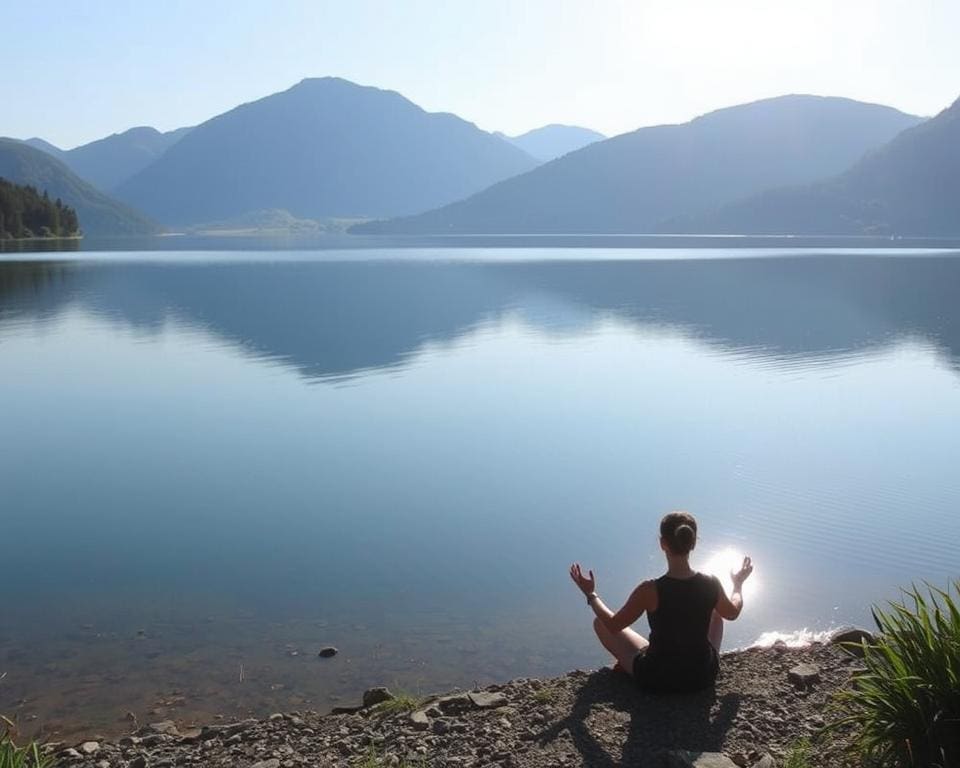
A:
[1,250,959,738]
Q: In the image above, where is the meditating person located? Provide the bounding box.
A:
[570,510,753,692]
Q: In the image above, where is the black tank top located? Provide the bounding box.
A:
[639,572,721,691]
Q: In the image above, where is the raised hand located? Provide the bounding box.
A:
[569,562,596,596]
[731,556,753,588]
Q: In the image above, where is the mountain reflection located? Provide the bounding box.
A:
[1,255,959,378]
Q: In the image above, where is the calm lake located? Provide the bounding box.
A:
[2,249,959,738]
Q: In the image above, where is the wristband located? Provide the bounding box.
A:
[587,592,599,605]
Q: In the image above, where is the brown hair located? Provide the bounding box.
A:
[660,510,698,555]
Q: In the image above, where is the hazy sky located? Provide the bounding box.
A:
[4,0,959,149]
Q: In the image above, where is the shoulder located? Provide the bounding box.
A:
[636,578,658,595]
[631,579,659,610]
[627,579,659,603]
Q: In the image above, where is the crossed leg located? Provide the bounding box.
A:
[592,617,648,675]
[594,610,723,675]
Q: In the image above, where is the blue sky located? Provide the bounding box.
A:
[4,0,959,149]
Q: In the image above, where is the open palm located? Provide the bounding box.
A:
[569,562,596,596]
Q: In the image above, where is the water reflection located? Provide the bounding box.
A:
[2,255,959,379]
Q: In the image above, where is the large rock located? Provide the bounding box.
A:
[667,751,740,768]
[830,627,875,656]
[362,687,395,708]
[409,710,431,731]
[78,742,100,755]
[788,663,821,687]
[468,691,508,709]
[436,693,473,715]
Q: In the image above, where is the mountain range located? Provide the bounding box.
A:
[9,78,960,239]
[113,77,539,227]
[0,139,160,235]
[353,95,924,234]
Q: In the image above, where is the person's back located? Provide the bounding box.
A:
[570,509,752,695]
[641,572,721,692]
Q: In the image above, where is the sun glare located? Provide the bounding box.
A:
[698,546,760,602]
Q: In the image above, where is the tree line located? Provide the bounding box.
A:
[0,177,80,239]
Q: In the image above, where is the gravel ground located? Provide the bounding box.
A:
[44,643,864,768]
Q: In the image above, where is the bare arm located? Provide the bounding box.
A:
[715,556,753,620]
[570,563,655,632]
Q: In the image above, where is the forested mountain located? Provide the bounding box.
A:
[354,95,923,234]
[689,95,960,235]
[500,124,605,161]
[114,77,539,227]
[0,139,160,235]
[0,177,79,238]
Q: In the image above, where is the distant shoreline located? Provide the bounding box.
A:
[1,235,82,242]
[5,231,960,256]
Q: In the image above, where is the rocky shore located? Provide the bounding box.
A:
[44,642,866,768]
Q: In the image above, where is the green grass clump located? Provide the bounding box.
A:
[354,745,426,767]
[783,738,813,768]
[835,581,960,767]
[0,716,54,768]
[532,686,557,704]
[371,689,424,716]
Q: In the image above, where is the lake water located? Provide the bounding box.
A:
[2,249,959,739]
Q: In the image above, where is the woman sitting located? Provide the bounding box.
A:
[570,510,753,692]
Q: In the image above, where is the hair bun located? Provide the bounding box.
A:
[676,524,695,548]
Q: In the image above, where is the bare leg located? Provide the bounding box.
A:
[593,617,649,675]
[708,609,724,651]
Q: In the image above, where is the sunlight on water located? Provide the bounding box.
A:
[699,546,760,602]
[751,629,833,648]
